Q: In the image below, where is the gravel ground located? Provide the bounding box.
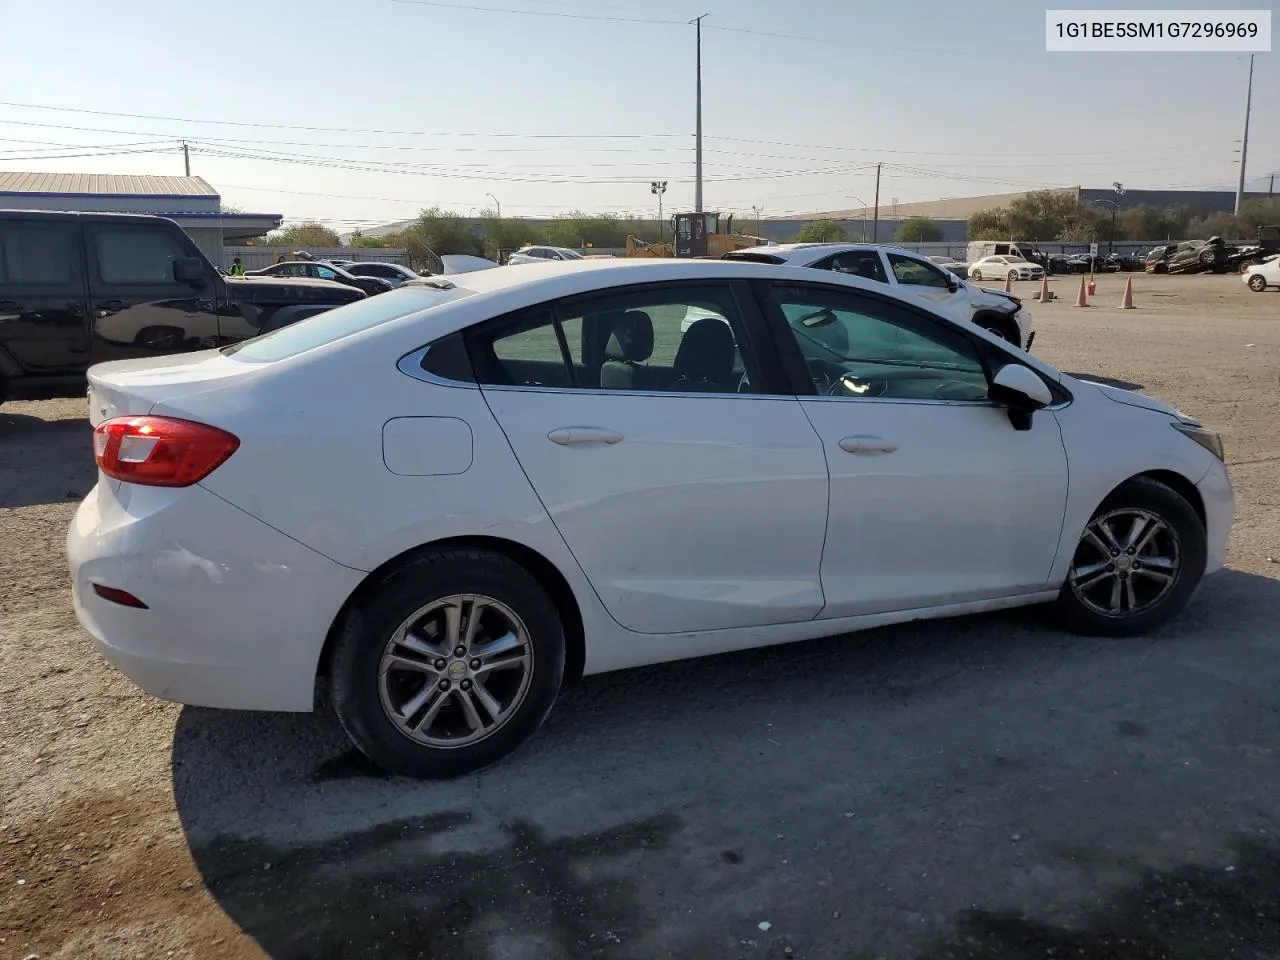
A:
[1,271,1278,960]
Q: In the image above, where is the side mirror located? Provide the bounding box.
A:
[990,363,1053,431]
[174,257,206,286]
[947,274,960,293]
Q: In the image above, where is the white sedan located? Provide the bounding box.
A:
[969,256,1044,282]
[1242,254,1280,292]
[69,259,1233,778]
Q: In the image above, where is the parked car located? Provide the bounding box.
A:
[69,258,1233,778]
[1235,225,1280,273]
[1242,253,1280,292]
[0,211,364,405]
[724,242,1033,348]
[246,260,394,296]
[927,255,968,274]
[1144,245,1175,273]
[506,246,587,266]
[968,256,1044,283]
[345,261,420,287]
[1164,240,1229,275]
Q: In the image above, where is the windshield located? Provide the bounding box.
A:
[222,285,474,363]
[560,249,586,260]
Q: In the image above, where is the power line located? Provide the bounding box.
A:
[0,101,685,139]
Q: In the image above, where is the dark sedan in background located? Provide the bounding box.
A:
[246,260,394,296]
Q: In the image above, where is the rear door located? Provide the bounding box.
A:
[0,217,90,376]
[84,221,220,361]
[467,279,830,635]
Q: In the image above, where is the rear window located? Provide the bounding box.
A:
[222,284,474,363]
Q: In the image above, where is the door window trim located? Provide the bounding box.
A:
[461,279,794,399]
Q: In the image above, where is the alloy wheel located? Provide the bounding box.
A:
[378,594,533,748]
[1068,509,1182,618]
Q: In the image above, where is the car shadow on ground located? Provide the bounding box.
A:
[0,413,94,509]
[172,569,1280,959]
[1062,372,1145,392]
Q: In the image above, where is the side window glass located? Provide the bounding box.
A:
[93,228,185,284]
[0,224,76,285]
[768,284,989,403]
[558,285,758,394]
[887,253,951,289]
[829,252,887,283]
[317,266,338,280]
[468,285,761,395]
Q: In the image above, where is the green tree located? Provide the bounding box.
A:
[1114,204,1189,242]
[481,213,545,258]
[543,212,630,250]
[893,217,943,243]
[789,220,847,243]
[967,209,1009,240]
[261,221,342,248]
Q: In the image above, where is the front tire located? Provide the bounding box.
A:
[1054,477,1206,637]
[330,548,566,778]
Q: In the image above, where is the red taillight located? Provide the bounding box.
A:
[93,416,239,487]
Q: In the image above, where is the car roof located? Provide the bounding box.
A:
[730,242,932,262]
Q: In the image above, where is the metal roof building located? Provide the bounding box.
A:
[0,172,282,266]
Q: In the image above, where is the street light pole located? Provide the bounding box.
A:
[486,193,501,220]
[752,205,762,236]
[847,195,868,241]
[651,181,668,242]
[1235,53,1255,216]
[691,14,708,213]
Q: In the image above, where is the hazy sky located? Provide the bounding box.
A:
[1,0,1274,230]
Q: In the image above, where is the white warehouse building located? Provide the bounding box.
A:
[0,172,281,266]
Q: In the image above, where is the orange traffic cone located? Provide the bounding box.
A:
[1037,275,1051,302]
[1120,276,1136,309]
[1003,275,1012,293]
[1073,275,1088,307]
[1087,279,1097,296]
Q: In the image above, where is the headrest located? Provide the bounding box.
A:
[605,310,654,363]
[673,316,735,380]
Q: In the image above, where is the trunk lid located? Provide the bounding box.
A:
[86,350,260,426]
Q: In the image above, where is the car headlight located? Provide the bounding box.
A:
[1172,422,1225,460]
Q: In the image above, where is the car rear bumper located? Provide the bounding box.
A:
[67,480,363,712]
[1195,458,1234,576]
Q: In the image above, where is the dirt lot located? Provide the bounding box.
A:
[2,271,1278,960]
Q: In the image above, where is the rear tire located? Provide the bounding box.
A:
[330,548,566,778]
[971,269,983,281]
[1054,477,1206,638]
[1007,270,1019,282]
[1248,274,1267,292]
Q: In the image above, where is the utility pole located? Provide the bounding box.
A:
[871,163,881,243]
[1235,53,1254,216]
[651,181,668,241]
[182,141,190,177]
[752,205,762,236]
[1269,173,1275,198]
[692,14,707,213]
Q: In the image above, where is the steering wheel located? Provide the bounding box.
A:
[823,372,887,398]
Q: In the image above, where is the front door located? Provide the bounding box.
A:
[84,222,220,361]
[0,217,90,376]
[467,280,829,635]
[760,280,1069,618]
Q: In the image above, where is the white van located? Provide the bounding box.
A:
[966,241,1038,264]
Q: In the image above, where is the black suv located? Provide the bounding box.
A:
[0,211,365,403]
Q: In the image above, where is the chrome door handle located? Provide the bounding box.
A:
[548,427,624,446]
[838,436,898,455]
